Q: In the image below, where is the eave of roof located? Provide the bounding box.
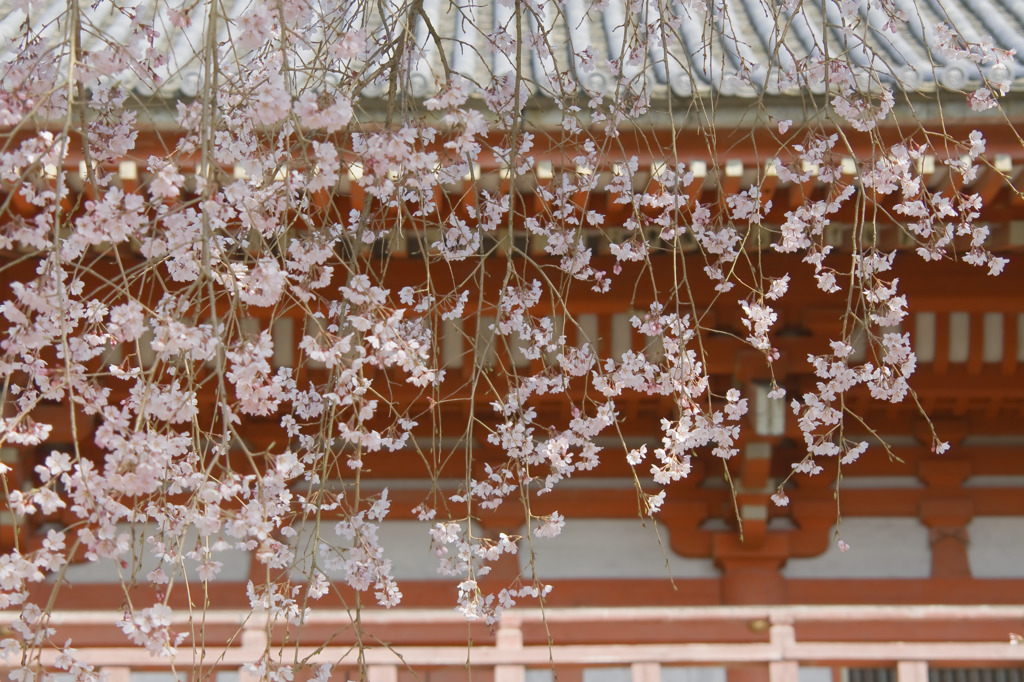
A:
[2,0,1022,102]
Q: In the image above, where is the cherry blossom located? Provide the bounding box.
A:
[0,0,1013,675]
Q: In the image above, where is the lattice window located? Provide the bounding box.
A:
[929,669,1024,682]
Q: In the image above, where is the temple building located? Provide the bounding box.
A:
[1,0,1024,681]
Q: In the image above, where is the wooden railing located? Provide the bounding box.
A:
[4,606,1021,681]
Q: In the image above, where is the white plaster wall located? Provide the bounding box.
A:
[520,519,719,579]
[781,518,930,579]
[964,476,1024,487]
[291,519,444,581]
[525,670,555,682]
[60,523,251,584]
[800,667,833,682]
[967,517,1024,578]
[662,667,728,682]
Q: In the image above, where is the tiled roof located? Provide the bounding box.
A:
[2,0,1022,98]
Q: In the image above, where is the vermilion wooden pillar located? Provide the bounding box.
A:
[714,534,787,604]
[918,459,973,578]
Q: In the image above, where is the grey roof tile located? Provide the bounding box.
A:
[1,0,1020,99]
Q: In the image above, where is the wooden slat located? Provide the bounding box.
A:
[968,312,985,373]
